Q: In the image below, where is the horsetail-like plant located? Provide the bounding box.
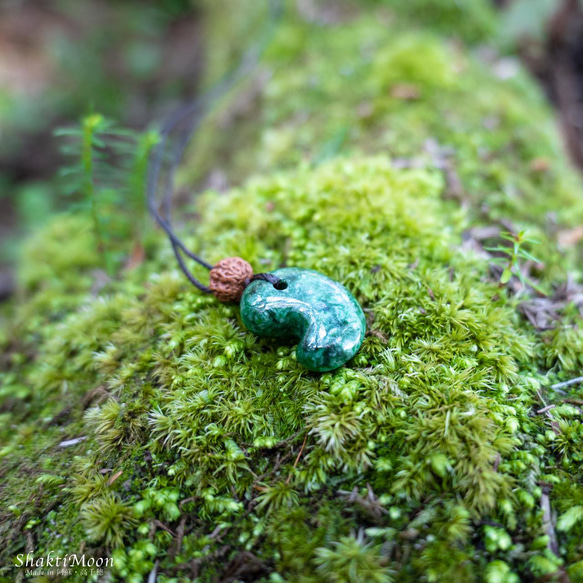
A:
[56,114,159,274]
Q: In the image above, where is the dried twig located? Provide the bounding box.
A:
[58,436,86,448]
[179,496,197,509]
[565,398,583,406]
[286,433,308,484]
[107,469,123,486]
[540,488,559,556]
[152,519,177,537]
[147,560,159,583]
[172,517,186,559]
[551,376,583,390]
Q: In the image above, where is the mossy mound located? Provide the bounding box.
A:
[191,2,583,254]
[2,1,583,582]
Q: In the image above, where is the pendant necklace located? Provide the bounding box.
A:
[146,0,365,372]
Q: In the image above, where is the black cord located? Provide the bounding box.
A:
[147,0,284,293]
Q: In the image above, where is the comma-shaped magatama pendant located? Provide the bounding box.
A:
[240,268,366,372]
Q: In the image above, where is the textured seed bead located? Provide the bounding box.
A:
[209,257,254,303]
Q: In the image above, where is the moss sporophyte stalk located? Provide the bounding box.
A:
[3,0,583,581]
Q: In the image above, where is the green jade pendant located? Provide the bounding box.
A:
[240,268,366,372]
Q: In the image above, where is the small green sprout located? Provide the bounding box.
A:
[486,230,543,292]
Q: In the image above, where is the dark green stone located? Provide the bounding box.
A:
[240,268,366,372]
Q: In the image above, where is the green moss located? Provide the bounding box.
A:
[373,0,498,44]
[187,3,583,243]
[374,34,458,90]
[2,2,583,582]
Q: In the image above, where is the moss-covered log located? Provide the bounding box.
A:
[1,1,583,582]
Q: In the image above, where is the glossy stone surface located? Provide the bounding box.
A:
[240,268,366,372]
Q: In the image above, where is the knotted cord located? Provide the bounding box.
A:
[147,0,284,293]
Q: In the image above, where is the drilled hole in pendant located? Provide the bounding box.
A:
[273,280,288,291]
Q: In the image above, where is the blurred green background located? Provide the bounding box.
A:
[1,0,582,292]
[0,0,199,274]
